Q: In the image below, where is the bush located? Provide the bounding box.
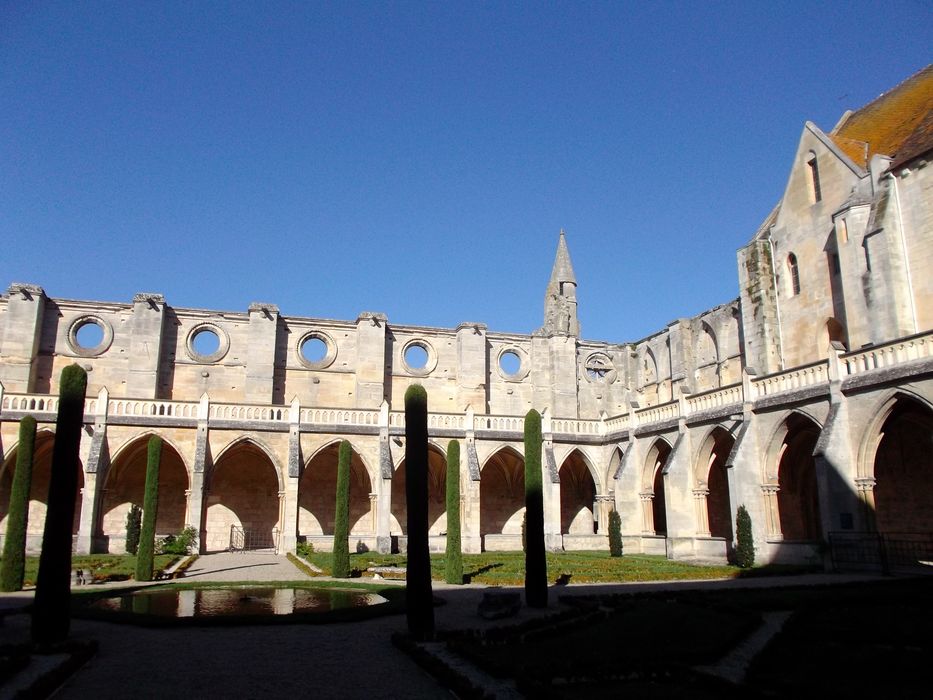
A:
[735,505,755,568]
[444,439,463,585]
[608,510,623,557]
[405,384,434,640]
[296,540,315,558]
[157,526,198,555]
[125,505,142,555]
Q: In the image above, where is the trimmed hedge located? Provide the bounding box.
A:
[405,384,434,640]
[32,364,87,646]
[135,436,162,582]
[332,440,352,578]
[524,409,547,608]
[735,505,755,568]
[1,416,37,591]
[445,439,463,584]
[125,504,142,555]
[608,510,624,558]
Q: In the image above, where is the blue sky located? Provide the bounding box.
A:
[2,1,930,342]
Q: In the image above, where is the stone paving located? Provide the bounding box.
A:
[0,556,885,699]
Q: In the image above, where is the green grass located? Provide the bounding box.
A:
[6,554,180,587]
[296,549,748,584]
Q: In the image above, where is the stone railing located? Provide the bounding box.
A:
[210,402,290,422]
[1,393,61,414]
[603,414,631,432]
[749,361,829,399]
[109,399,199,419]
[634,400,679,427]
[550,418,603,435]
[302,408,380,427]
[685,383,743,413]
[475,414,524,432]
[841,329,933,376]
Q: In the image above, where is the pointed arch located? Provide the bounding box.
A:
[693,425,735,539]
[770,412,822,541]
[865,392,933,535]
[641,438,672,536]
[558,449,597,535]
[391,442,448,536]
[480,446,526,546]
[298,440,374,542]
[98,432,189,553]
[205,437,282,552]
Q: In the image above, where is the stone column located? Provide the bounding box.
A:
[693,488,711,536]
[126,293,166,399]
[761,484,781,539]
[76,387,109,553]
[276,490,286,554]
[0,283,46,392]
[640,492,655,534]
[188,398,210,553]
[76,471,100,554]
[245,302,279,404]
[594,494,613,535]
[855,477,877,532]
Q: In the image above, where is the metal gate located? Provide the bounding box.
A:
[829,532,933,574]
[229,525,280,554]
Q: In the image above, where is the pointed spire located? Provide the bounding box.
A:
[548,229,577,289]
[543,229,580,336]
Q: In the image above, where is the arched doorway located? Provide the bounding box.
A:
[641,439,671,536]
[480,447,524,550]
[694,427,735,540]
[0,431,83,553]
[559,450,596,536]
[391,444,447,536]
[776,414,822,541]
[872,398,933,534]
[204,441,281,552]
[98,436,189,553]
[298,442,374,550]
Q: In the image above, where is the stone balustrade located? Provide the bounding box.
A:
[841,329,933,376]
[749,361,829,399]
[685,383,743,413]
[634,400,678,427]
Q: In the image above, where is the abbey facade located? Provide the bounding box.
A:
[2,67,931,566]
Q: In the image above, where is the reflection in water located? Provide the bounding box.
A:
[92,587,387,617]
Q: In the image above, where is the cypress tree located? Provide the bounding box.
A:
[32,364,87,646]
[134,436,162,582]
[524,409,548,608]
[1,416,38,592]
[735,505,755,568]
[608,510,623,557]
[405,384,434,640]
[125,504,142,555]
[331,440,352,578]
[444,439,462,585]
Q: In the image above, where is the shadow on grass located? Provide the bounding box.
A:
[463,563,502,584]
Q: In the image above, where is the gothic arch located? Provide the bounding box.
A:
[697,322,719,367]
[391,442,448,536]
[298,440,374,540]
[762,409,823,484]
[212,436,284,492]
[768,412,822,541]
[641,438,672,536]
[863,392,933,534]
[693,426,735,540]
[554,445,602,493]
[480,446,525,543]
[558,449,597,535]
[392,439,448,470]
[98,433,189,552]
[109,431,190,480]
[857,389,933,480]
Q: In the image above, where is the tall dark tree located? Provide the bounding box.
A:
[405,384,434,640]
[125,504,142,555]
[135,436,162,581]
[608,509,624,557]
[331,440,352,578]
[32,364,87,646]
[524,409,547,608]
[1,416,37,592]
[444,439,463,584]
[735,505,755,568]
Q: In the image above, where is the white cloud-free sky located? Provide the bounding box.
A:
[3,1,930,342]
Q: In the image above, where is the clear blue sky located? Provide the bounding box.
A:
[2,1,930,342]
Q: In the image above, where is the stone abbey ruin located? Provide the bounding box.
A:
[1,66,931,567]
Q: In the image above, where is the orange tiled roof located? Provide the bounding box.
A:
[830,64,933,169]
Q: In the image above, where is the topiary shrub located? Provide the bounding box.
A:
[134,436,162,582]
[125,504,142,555]
[332,440,352,578]
[32,364,87,646]
[735,504,755,568]
[608,510,623,557]
[444,439,463,585]
[158,525,198,555]
[405,384,434,640]
[523,409,547,608]
[1,416,37,592]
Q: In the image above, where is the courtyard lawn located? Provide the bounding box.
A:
[296,548,744,584]
[7,554,180,587]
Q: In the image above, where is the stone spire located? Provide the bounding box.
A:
[543,229,580,336]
